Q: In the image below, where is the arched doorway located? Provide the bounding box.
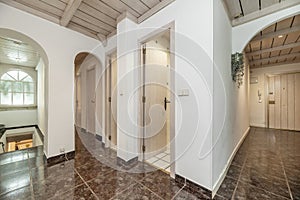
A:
[0,28,48,154]
[74,52,104,143]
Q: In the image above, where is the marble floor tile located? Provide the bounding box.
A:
[233,181,290,200]
[0,170,31,195]
[86,170,136,199]
[0,186,32,200]
[112,183,162,200]
[140,170,183,199]
[51,184,97,200]
[289,182,300,200]
[216,176,238,199]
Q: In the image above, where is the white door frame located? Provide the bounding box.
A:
[138,21,175,178]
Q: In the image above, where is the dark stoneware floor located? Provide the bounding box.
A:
[0,127,299,199]
[216,127,300,200]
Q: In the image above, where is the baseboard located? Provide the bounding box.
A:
[249,123,266,128]
[175,174,212,198]
[212,126,250,197]
[46,150,75,166]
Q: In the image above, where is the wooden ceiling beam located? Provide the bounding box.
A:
[247,41,300,57]
[232,0,300,26]
[97,33,107,46]
[250,52,300,65]
[60,0,82,26]
[251,59,300,69]
[251,25,300,43]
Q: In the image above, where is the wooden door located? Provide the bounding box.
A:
[142,45,170,159]
[87,68,96,134]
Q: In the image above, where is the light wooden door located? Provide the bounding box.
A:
[295,73,300,131]
[287,74,295,130]
[87,68,96,134]
[142,45,170,159]
[105,53,118,147]
[268,73,300,131]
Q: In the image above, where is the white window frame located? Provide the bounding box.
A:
[0,70,37,108]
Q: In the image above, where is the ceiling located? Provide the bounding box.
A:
[245,14,300,69]
[0,0,175,42]
[0,36,40,68]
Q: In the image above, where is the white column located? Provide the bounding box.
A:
[116,17,139,162]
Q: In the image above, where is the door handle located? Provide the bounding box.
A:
[164,97,170,110]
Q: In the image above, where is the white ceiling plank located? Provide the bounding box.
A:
[251,25,300,42]
[74,10,115,32]
[250,52,300,65]
[0,0,60,24]
[224,0,242,19]
[101,0,140,17]
[60,0,83,27]
[84,0,120,19]
[71,16,109,35]
[40,0,67,11]
[240,0,259,16]
[232,0,300,26]
[138,0,175,23]
[79,3,117,27]
[14,0,64,16]
[120,0,149,15]
[140,0,160,8]
[67,22,98,40]
[247,41,300,57]
[261,0,279,9]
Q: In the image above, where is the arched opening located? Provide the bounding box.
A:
[244,14,300,130]
[0,28,48,154]
[74,52,105,151]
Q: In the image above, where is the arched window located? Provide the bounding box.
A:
[0,70,35,106]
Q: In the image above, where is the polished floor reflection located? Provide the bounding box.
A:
[215,127,300,200]
[0,127,299,199]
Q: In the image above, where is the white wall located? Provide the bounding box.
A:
[36,59,46,134]
[107,0,214,189]
[0,3,105,157]
[250,63,300,127]
[212,0,250,192]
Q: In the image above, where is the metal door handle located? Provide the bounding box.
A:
[164,97,170,110]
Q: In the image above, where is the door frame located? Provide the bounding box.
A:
[138,21,175,177]
[105,48,117,149]
[86,66,96,134]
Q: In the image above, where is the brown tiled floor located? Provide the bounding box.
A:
[0,127,299,199]
[216,127,300,200]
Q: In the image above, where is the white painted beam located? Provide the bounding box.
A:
[251,59,300,69]
[247,42,300,57]
[250,52,300,65]
[60,0,82,26]
[232,0,300,26]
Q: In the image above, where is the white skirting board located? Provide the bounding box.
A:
[212,127,250,197]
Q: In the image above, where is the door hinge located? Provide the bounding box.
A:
[142,145,146,152]
[108,135,111,141]
[142,96,146,103]
[108,97,112,102]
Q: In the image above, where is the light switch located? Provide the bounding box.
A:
[178,89,189,96]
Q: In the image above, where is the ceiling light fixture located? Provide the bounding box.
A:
[278,35,283,38]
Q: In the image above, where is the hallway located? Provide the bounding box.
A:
[216,127,300,199]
